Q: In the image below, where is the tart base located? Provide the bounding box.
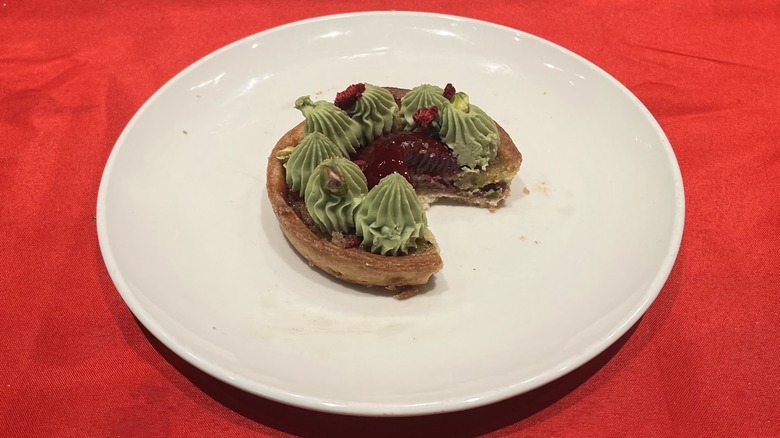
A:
[266,87,522,289]
[267,122,444,289]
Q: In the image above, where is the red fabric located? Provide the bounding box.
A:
[2,1,779,436]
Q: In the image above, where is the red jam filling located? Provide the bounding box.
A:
[353,132,460,189]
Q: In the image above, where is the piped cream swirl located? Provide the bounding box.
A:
[285,132,346,196]
[346,83,398,143]
[399,84,449,131]
[304,157,368,235]
[354,173,428,256]
[438,92,498,169]
[295,96,363,155]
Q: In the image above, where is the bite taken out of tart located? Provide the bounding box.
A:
[266,83,522,294]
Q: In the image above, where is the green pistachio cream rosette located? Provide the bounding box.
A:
[304,157,368,235]
[399,84,450,130]
[295,96,362,155]
[438,91,499,169]
[354,173,428,256]
[285,132,346,196]
[346,83,398,143]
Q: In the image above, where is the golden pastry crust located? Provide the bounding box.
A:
[266,87,521,289]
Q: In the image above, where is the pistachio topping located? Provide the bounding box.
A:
[275,145,296,164]
[451,91,470,112]
[295,96,363,155]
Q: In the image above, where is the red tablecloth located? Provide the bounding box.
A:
[2,1,778,436]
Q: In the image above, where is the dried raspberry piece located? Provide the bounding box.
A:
[353,159,367,171]
[346,236,362,248]
[334,83,366,110]
[412,105,439,130]
[443,83,456,100]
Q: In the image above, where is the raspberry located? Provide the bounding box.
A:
[443,83,456,101]
[412,106,438,130]
[334,83,366,110]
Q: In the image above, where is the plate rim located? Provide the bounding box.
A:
[96,10,685,416]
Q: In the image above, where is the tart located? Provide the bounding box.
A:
[266,83,522,291]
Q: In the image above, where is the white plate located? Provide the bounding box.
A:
[97,11,684,416]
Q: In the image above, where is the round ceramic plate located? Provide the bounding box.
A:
[97,12,684,416]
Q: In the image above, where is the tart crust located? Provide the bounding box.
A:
[266,87,522,289]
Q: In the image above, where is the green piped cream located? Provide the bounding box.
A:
[285,132,346,196]
[304,157,368,235]
[438,92,499,169]
[347,84,398,143]
[295,96,362,155]
[399,84,450,131]
[354,173,428,256]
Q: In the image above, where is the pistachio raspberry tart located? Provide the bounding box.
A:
[266,83,522,291]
